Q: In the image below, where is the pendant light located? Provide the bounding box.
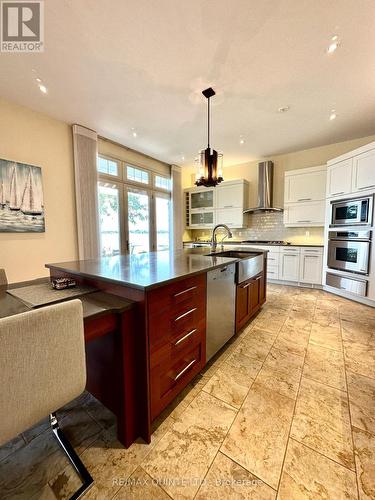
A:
[195,87,223,187]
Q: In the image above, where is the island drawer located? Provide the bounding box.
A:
[150,324,205,370]
[150,340,205,420]
[147,274,206,317]
[148,303,206,352]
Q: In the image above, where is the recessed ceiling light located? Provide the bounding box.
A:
[327,35,340,53]
[278,106,290,113]
[239,138,245,145]
[131,128,137,137]
[39,84,47,94]
[329,109,337,120]
[181,156,185,161]
[36,77,42,83]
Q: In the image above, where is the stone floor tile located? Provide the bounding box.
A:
[343,340,375,379]
[255,347,304,399]
[303,344,346,391]
[221,383,295,490]
[112,466,170,500]
[347,371,375,434]
[291,378,354,470]
[142,391,237,499]
[278,438,357,500]
[196,451,276,499]
[309,323,342,351]
[202,352,262,408]
[353,426,375,500]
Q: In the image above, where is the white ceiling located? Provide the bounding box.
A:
[0,0,375,167]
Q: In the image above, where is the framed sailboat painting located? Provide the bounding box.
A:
[0,158,45,232]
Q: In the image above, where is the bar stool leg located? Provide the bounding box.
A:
[49,413,94,499]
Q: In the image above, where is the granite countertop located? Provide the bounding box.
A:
[46,248,267,291]
[183,241,324,248]
[0,287,133,320]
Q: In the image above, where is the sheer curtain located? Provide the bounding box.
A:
[72,125,99,260]
[171,165,183,250]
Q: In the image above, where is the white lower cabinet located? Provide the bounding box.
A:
[299,249,323,284]
[280,248,300,281]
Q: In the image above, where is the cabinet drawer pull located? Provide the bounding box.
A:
[175,307,197,322]
[331,191,344,196]
[297,220,312,223]
[358,185,375,190]
[174,329,197,346]
[173,286,197,298]
[174,359,197,381]
[223,205,234,208]
[283,254,298,257]
[242,283,250,289]
[297,198,312,201]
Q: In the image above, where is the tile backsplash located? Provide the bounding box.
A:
[185,211,324,245]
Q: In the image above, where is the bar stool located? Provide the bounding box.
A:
[0,300,93,499]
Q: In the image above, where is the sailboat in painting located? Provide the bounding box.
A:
[0,179,6,207]
[9,162,20,211]
[21,167,43,216]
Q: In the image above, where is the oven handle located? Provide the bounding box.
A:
[329,238,371,242]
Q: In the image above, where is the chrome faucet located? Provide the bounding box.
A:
[211,224,233,251]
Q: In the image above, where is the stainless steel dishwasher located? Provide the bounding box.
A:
[206,263,236,361]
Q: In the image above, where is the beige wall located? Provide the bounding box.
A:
[182,134,375,244]
[182,134,375,206]
[0,98,78,283]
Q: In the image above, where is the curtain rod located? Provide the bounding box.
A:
[98,135,170,167]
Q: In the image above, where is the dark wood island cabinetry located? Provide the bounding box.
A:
[46,248,267,447]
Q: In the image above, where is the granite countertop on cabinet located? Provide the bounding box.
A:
[183,241,324,248]
[46,248,268,292]
[0,286,134,320]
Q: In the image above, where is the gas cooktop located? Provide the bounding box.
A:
[241,240,290,245]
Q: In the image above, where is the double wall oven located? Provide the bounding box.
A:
[327,195,373,297]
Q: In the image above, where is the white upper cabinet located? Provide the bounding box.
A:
[284,200,325,226]
[215,180,249,228]
[326,159,353,198]
[352,149,375,193]
[216,180,248,209]
[284,166,326,227]
[216,208,244,228]
[284,166,326,203]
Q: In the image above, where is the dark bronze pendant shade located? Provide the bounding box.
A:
[195,88,223,187]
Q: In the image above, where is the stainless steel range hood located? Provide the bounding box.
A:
[243,161,283,213]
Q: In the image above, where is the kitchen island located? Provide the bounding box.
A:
[46,248,267,446]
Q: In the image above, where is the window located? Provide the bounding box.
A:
[98,181,121,257]
[97,155,172,255]
[126,165,149,184]
[155,175,171,191]
[98,157,118,176]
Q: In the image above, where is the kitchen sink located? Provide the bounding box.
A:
[206,250,264,283]
[208,251,260,259]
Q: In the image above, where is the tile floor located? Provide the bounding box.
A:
[1,284,375,499]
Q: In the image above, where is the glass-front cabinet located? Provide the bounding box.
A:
[189,211,215,228]
[189,188,215,211]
